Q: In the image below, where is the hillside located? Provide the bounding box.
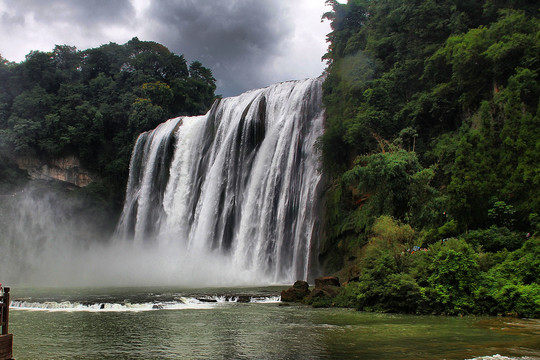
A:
[318,0,539,316]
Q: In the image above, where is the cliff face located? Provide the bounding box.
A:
[15,155,98,188]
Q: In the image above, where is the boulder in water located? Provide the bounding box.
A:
[197,298,218,303]
[293,280,309,291]
[281,280,310,302]
[236,295,251,303]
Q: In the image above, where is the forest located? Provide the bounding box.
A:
[0,37,216,207]
[318,0,539,317]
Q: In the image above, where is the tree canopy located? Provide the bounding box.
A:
[0,38,217,206]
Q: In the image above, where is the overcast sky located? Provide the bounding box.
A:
[0,0,337,96]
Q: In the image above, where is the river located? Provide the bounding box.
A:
[8,287,540,360]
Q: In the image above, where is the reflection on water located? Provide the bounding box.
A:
[8,287,540,360]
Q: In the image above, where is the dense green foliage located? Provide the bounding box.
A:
[320,0,539,317]
[321,216,539,317]
[0,38,216,206]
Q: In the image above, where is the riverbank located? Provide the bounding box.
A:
[317,223,539,318]
[282,233,539,319]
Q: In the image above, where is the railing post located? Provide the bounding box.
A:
[0,287,9,335]
[0,287,13,360]
[0,289,3,335]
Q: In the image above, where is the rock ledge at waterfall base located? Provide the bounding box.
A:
[281,277,341,304]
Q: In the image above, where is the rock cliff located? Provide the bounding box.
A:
[15,155,97,188]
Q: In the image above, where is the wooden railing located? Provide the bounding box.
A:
[0,287,13,360]
[0,287,10,335]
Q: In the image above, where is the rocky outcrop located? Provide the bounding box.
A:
[281,277,342,304]
[15,155,98,187]
[280,280,310,302]
[306,276,341,304]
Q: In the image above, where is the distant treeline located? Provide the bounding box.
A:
[319,0,539,317]
[0,37,216,205]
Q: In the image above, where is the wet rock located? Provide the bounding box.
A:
[197,298,217,303]
[281,280,310,302]
[292,280,309,291]
[237,295,251,303]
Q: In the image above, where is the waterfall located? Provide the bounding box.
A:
[116,77,325,284]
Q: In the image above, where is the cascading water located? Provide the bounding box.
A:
[116,77,325,284]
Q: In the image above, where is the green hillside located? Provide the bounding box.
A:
[318,0,539,316]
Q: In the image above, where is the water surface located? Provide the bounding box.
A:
[9,287,540,360]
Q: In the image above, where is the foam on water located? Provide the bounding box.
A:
[10,295,281,312]
[467,355,539,360]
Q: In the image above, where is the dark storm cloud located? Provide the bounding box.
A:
[0,0,328,97]
[146,0,293,96]
[4,0,135,26]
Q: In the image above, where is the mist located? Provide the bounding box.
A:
[0,182,263,288]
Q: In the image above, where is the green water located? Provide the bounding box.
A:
[8,287,540,360]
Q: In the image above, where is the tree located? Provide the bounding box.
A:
[421,238,480,315]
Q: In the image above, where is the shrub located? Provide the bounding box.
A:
[463,226,525,252]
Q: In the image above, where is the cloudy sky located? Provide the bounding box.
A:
[0,0,337,96]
